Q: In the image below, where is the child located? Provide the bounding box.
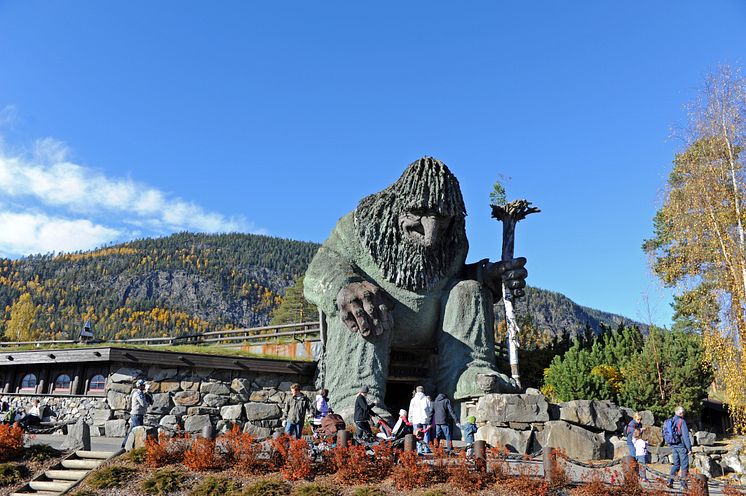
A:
[461,416,478,456]
[633,427,648,481]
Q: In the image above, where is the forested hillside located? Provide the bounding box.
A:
[0,232,319,341]
[497,286,645,339]
[0,232,640,342]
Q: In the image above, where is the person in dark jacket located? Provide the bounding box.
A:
[667,406,692,490]
[283,384,311,439]
[625,412,643,457]
[354,386,375,442]
[432,393,458,451]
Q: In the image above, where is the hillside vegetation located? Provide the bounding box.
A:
[0,232,639,342]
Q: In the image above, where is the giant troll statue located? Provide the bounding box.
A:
[304,157,528,414]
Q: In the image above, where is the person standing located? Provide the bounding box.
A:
[666,406,692,490]
[625,412,643,457]
[283,384,311,439]
[632,428,649,481]
[432,393,458,451]
[122,379,151,449]
[408,386,432,445]
[354,386,375,442]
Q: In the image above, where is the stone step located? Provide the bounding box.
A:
[28,480,73,492]
[11,492,61,496]
[44,469,89,481]
[61,459,101,470]
[75,450,116,459]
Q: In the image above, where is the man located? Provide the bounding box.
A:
[667,406,692,489]
[283,383,310,439]
[354,386,375,442]
[408,386,432,446]
[432,392,458,451]
[122,379,151,449]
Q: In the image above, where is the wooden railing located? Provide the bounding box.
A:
[0,321,321,349]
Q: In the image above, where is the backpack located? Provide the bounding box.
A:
[663,416,683,445]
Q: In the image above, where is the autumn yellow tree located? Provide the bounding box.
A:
[644,65,746,431]
[5,293,40,342]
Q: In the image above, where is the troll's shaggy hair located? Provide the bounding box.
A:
[354,157,468,291]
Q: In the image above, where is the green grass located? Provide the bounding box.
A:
[291,483,340,496]
[87,465,137,489]
[0,463,27,487]
[0,342,312,361]
[141,467,187,495]
[188,476,242,496]
[239,478,291,496]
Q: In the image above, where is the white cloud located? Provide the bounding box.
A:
[0,137,248,233]
[0,211,120,257]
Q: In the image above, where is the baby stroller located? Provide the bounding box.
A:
[373,410,412,448]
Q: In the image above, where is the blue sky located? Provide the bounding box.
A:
[1,1,745,326]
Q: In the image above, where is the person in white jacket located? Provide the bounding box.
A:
[408,386,432,445]
[121,379,151,449]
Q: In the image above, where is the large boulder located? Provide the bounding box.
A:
[475,426,533,454]
[105,418,128,438]
[62,418,91,451]
[230,378,252,402]
[173,391,200,406]
[148,393,172,414]
[200,381,230,395]
[110,367,143,384]
[559,400,621,432]
[244,402,282,421]
[125,425,156,451]
[203,394,229,408]
[695,431,717,446]
[90,409,112,426]
[607,435,630,459]
[106,391,129,411]
[243,422,273,440]
[694,453,723,479]
[476,394,549,423]
[537,420,607,460]
[147,366,178,382]
[645,425,664,447]
[220,404,243,421]
[184,414,212,433]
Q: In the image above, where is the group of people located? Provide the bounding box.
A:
[624,405,693,490]
[280,384,477,454]
[1,397,47,429]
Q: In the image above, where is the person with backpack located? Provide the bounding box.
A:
[625,412,643,457]
[432,393,458,452]
[664,406,692,490]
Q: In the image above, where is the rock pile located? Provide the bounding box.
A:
[473,391,729,476]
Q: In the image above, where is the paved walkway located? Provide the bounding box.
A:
[27,433,124,452]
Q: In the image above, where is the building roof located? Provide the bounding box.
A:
[0,347,316,375]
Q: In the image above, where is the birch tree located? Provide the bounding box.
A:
[644,65,746,431]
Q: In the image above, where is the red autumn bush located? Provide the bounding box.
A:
[268,434,291,471]
[0,423,24,462]
[447,449,491,492]
[331,445,376,484]
[371,442,397,481]
[184,437,224,471]
[218,425,264,473]
[280,438,312,481]
[145,432,188,467]
[391,450,431,491]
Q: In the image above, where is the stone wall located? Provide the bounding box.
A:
[102,364,313,440]
[1,393,107,432]
[473,392,731,477]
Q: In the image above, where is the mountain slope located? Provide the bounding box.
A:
[0,232,641,341]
